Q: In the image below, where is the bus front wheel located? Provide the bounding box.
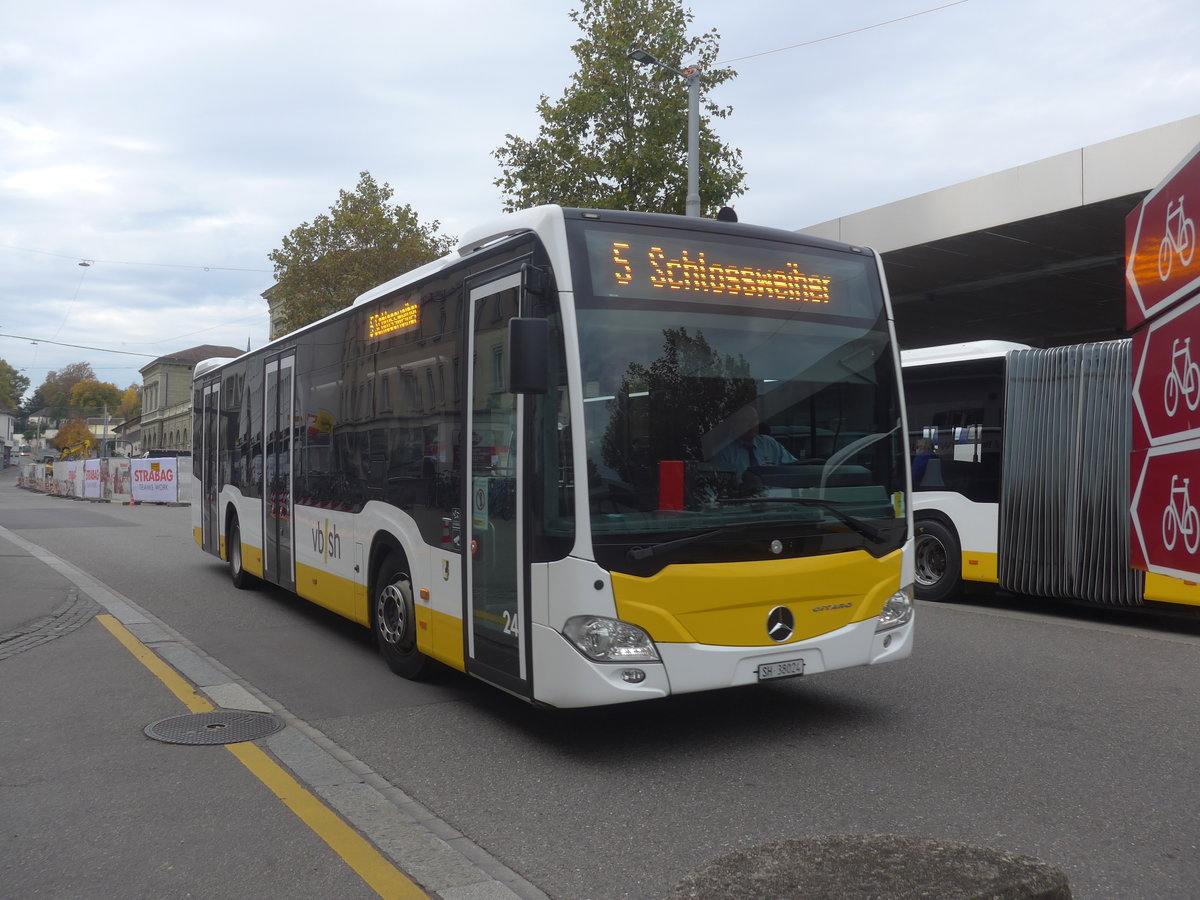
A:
[914,519,962,603]
[373,555,428,680]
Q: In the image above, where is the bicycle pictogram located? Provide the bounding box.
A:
[1158,196,1196,282]
[1162,474,1200,555]
[1163,336,1200,417]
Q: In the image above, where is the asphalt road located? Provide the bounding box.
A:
[4,479,1199,899]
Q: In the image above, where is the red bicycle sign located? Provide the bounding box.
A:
[1162,474,1200,554]
[1164,336,1200,416]
[1131,440,1200,579]
[1127,140,1200,329]
[1158,197,1196,282]
[1132,293,1200,447]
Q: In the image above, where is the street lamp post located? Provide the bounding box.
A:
[628,49,701,218]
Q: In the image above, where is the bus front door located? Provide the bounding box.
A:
[464,268,531,698]
[263,353,296,593]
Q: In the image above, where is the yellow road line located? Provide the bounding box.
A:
[98,614,214,713]
[96,614,428,900]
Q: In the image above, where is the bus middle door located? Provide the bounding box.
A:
[263,352,296,593]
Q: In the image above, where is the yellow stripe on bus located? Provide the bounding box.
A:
[613,550,902,645]
[295,562,368,625]
[1144,572,1200,607]
[961,552,999,584]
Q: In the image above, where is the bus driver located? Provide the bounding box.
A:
[709,406,796,482]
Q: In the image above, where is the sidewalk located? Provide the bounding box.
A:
[0,523,418,899]
[0,479,541,900]
[0,524,86,654]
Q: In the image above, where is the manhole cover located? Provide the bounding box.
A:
[144,711,285,746]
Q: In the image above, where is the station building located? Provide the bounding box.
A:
[799,114,1200,350]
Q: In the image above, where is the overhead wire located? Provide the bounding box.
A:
[52,265,90,341]
[0,241,270,274]
[713,0,973,67]
[0,332,162,359]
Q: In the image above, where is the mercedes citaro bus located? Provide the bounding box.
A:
[193,207,914,707]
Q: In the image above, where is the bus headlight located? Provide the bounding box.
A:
[563,616,661,662]
[875,586,914,632]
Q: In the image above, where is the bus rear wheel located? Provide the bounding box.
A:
[373,555,428,680]
[228,516,259,590]
[914,519,962,602]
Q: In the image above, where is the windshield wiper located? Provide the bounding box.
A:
[716,497,888,544]
[627,528,733,561]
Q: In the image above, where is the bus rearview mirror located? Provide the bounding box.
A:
[509,317,549,394]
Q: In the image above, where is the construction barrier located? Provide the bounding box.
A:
[16,457,192,505]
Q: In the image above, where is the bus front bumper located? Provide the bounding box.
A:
[529,615,913,709]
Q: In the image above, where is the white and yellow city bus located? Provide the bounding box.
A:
[903,339,1200,609]
[192,207,914,707]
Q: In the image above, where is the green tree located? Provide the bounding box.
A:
[493,0,746,215]
[268,171,455,332]
[0,358,30,410]
[39,362,96,423]
[21,386,45,417]
[69,379,123,417]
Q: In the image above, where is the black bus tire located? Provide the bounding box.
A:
[228,516,259,590]
[372,554,428,680]
[914,519,962,603]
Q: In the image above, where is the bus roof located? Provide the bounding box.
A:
[193,356,240,378]
[900,340,1032,368]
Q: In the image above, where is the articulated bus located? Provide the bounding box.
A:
[193,206,914,707]
[903,339,1200,609]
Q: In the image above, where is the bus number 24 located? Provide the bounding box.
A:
[502,609,520,637]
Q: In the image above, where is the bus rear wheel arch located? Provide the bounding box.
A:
[914,517,962,603]
[371,550,428,680]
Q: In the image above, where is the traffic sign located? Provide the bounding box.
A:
[1126,140,1200,329]
[1131,440,1200,579]
[1132,292,1200,448]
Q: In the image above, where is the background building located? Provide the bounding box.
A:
[133,344,244,454]
[0,405,15,466]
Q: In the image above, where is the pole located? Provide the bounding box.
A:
[627,50,703,217]
[685,67,700,218]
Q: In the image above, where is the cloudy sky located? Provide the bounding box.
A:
[2,0,1197,405]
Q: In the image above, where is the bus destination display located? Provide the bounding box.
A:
[582,229,867,311]
[610,240,831,304]
[368,302,420,339]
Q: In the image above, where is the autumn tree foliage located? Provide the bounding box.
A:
[53,418,94,454]
[37,362,96,423]
[118,384,141,420]
[69,379,123,417]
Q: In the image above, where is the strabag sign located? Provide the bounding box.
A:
[84,459,102,499]
[131,458,178,503]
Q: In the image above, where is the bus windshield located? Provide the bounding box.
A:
[571,220,906,572]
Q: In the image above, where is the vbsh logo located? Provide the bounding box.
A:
[311,519,342,562]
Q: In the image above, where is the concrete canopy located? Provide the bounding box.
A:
[800,115,1200,351]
